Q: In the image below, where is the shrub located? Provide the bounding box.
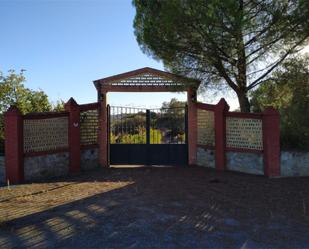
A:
[250,56,309,150]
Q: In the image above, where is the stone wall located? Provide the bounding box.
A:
[226,151,264,175]
[0,156,5,183]
[196,147,264,175]
[197,149,309,177]
[81,148,99,171]
[24,152,69,181]
[196,147,215,168]
[281,151,309,177]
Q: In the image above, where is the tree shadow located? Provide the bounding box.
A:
[1,167,309,249]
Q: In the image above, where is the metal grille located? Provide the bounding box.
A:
[149,107,186,144]
[226,117,263,150]
[109,106,186,144]
[110,106,147,144]
[197,109,215,146]
[80,110,98,146]
[24,117,68,153]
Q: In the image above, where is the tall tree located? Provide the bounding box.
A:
[133,0,309,112]
[251,55,309,149]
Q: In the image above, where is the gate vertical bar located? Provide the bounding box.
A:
[146,109,150,165]
[146,109,150,145]
[107,104,110,166]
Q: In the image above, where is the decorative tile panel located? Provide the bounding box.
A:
[197,109,215,146]
[80,110,98,145]
[226,117,263,150]
[109,73,184,87]
[24,117,68,153]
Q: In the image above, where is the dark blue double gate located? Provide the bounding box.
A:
[108,105,188,165]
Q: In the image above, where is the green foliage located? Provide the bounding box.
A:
[110,98,186,144]
[52,100,65,112]
[0,70,52,114]
[112,112,146,136]
[0,69,63,154]
[110,127,162,144]
[150,128,162,144]
[250,55,309,150]
[159,98,186,137]
[161,98,185,109]
[133,0,309,112]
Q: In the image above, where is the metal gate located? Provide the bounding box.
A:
[108,105,188,165]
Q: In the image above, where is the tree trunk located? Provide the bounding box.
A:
[237,91,251,112]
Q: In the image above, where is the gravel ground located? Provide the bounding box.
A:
[0,166,309,249]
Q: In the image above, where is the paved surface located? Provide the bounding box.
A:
[0,166,309,248]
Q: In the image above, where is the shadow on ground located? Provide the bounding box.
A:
[0,166,309,248]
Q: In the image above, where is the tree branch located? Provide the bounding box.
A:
[247,36,308,90]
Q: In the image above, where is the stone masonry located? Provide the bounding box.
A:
[24,152,69,181]
[196,147,215,168]
[281,151,309,177]
[81,148,99,171]
[226,151,264,175]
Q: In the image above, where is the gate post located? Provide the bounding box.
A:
[98,90,109,167]
[262,107,280,177]
[214,98,229,171]
[187,88,197,165]
[4,106,24,184]
[65,98,81,173]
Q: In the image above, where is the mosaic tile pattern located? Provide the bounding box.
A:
[226,117,263,150]
[80,110,98,145]
[109,73,184,87]
[24,117,68,153]
[197,109,215,146]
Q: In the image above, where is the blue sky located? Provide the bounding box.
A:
[0,0,239,109]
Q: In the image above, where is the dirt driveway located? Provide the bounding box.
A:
[1,166,309,249]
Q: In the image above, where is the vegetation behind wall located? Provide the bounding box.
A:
[251,56,309,151]
[0,70,64,155]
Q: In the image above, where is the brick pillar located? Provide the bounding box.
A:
[263,107,280,177]
[98,90,109,167]
[4,106,24,184]
[214,98,229,171]
[187,88,197,165]
[65,98,81,173]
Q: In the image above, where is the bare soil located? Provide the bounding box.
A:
[0,166,309,248]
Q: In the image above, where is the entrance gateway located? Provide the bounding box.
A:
[109,105,188,165]
[93,67,201,167]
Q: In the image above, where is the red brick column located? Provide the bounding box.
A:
[98,90,109,167]
[4,106,24,184]
[65,98,81,173]
[214,98,229,171]
[187,88,197,165]
[262,107,280,177]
